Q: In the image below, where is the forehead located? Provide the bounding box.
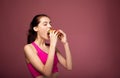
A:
[39,17,50,23]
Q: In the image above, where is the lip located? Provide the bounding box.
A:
[47,29,51,38]
[47,29,50,35]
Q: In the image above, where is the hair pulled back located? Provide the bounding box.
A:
[27,14,49,44]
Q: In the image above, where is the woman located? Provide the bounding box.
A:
[24,14,72,78]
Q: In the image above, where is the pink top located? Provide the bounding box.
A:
[27,42,58,78]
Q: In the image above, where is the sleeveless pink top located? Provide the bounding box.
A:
[27,42,58,78]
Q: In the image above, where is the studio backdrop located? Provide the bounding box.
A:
[0,0,120,78]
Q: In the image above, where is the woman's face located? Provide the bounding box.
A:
[34,16,52,40]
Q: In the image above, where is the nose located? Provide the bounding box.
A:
[48,23,52,28]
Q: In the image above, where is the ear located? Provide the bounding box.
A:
[33,27,38,32]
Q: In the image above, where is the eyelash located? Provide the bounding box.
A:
[44,24,47,26]
[44,23,51,26]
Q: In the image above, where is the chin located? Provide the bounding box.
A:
[45,38,49,40]
[44,36,49,40]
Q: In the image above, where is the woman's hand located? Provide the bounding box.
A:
[58,30,68,44]
[49,30,59,47]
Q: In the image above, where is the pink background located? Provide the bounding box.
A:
[0,0,120,78]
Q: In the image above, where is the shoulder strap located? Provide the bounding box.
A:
[31,42,39,53]
[31,42,48,55]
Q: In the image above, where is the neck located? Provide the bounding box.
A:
[34,37,46,47]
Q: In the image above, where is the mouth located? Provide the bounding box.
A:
[47,28,53,36]
[47,29,51,39]
[47,29,50,36]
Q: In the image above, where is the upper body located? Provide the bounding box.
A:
[24,14,72,78]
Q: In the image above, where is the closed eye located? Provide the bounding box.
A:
[43,22,47,26]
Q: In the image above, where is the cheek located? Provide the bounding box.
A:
[38,26,48,36]
[38,27,44,32]
[39,29,46,35]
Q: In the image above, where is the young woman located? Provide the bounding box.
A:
[24,14,72,78]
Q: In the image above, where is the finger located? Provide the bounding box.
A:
[54,30,60,36]
[58,29,64,34]
[56,32,61,37]
[57,30,64,36]
[53,30,57,34]
[51,29,55,34]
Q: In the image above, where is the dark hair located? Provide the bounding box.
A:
[27,14,49,44]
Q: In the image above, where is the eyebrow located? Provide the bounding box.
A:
[43,21,51,24]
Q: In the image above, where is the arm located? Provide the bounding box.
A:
[56,30,72,70]
[24,44,56,77]
[24,30,58,77]
[56,42,72,70]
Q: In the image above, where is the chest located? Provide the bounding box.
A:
[37,48,58,65]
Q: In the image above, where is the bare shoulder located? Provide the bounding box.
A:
[24,44,32,51]
[24,44,35,54]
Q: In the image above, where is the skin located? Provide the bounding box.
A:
[24,16,72,78]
